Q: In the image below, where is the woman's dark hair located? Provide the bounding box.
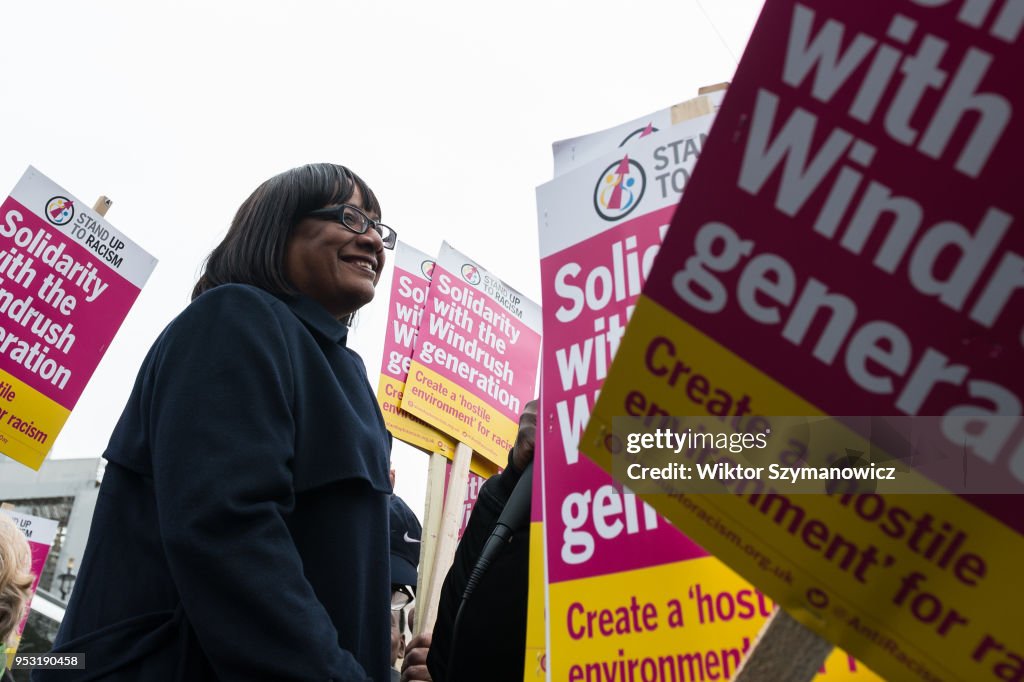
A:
[192,163,381,300]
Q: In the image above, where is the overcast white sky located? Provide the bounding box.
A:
[0,0,764,516]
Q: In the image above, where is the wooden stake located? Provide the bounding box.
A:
[670,96,715,125]
[92,196,112,217]
[734,608,833,682]
[670,83,730,125]
[414,451,449,634]
[698,81,730,95]
[416,442,472,635]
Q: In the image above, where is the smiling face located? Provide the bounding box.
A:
[284,186,386,319]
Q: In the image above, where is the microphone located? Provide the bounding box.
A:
[461,461,533,603]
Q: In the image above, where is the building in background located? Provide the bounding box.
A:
[0,455,102,661]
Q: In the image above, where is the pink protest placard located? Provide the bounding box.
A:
[402,242,541,467]
[538,114,715,584]
[376,242,456,456]
[582,2,1023,680]
[537,113,876,679]
[1,509,58,660]
[0,167,156,469]
[440,461,487,540]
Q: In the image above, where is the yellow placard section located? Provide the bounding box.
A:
[549,556,878,680]
[524,520,548,681]
[583,296,1023,682]
[402,361,518,468]
[378,376,501,478]
[378,375,456,455]
[470,456,502,480]
[0,370,70,469]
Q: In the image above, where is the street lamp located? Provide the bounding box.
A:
[58,558,77,600]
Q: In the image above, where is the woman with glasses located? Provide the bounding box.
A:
[38,164,399,681]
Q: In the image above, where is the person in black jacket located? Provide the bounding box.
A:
[37,163,398,681]
[402,402,536,682]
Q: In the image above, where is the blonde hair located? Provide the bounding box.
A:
[0,514,33,648]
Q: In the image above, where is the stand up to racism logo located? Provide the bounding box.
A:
[461,263,481,285]
[45,196,75,226]
[594,154,645,221]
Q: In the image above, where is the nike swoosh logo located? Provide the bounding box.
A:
[403,532,421,544]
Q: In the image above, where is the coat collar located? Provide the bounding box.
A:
[281,294,350,346]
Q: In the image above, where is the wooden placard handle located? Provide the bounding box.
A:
[415,442,472,635]
[734,608,833,682]
[414,452,449,634]
[92,196,112,217]
[698,81,730,94]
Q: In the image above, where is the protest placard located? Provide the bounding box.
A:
[537,113,877,680]
[583,2,1023,680]
[2,508,58,665]
[401,242,541,468]
[529,91,730,681]
[439,460,487,540]
[552,90,727,176]
[0,167,157,469]
[376,242,457,455]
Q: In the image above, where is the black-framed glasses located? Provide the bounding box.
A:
[391,584,414,611]
[308,204,398,249]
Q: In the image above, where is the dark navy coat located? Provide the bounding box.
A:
[37,284,393,681]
